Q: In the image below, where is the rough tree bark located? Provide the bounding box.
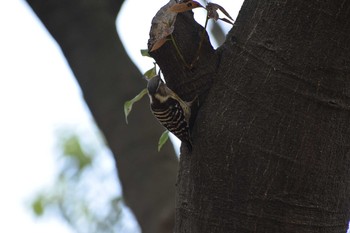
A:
[25,1,178,232]
[149,0,350,232]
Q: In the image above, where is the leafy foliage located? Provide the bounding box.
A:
[124,88,148,124]
[140,49,151,57]
[29,129,132,233]
[123,63,157,124]
[158,130,169,152]
[31,195,45,216]
[143,65,157,79]
[62,135,92,172]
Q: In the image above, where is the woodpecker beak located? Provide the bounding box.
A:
[156,77,162,90]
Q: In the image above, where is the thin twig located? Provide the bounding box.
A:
[190,10,209,68]
[170,34,191,69]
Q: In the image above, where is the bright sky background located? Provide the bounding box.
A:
[2,0,346,233]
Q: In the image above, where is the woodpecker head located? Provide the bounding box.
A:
[147,74,172,104]
[147,74,162,96]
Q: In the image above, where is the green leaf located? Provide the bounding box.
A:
[158,130,169,152]
[140,49,151,57]
[143,65,157,79]
[32,196,45,216]
[124,88,148,124]
[63,135,92,172]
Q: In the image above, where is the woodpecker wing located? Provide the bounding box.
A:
[151,97,191,144]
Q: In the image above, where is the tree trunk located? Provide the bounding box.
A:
[149,0,350,232]
[25,1,178,232]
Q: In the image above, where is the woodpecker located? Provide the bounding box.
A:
[147,74,194,151]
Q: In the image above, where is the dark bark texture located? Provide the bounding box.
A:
[150,0,350,232]
[25,1,178,233]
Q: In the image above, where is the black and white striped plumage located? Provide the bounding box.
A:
[147,74,193,150]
